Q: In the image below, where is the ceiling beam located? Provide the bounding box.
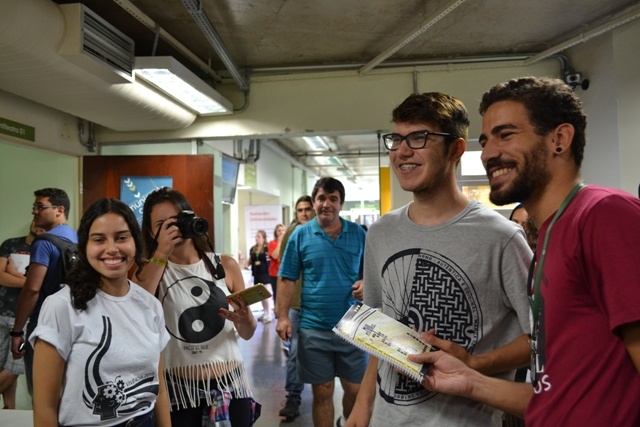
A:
[359,0,467,75]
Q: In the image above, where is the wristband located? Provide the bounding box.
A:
[149,257,167,266]
[10,330,24,337]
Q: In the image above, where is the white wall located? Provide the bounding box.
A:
[613,19,640,195]
[562,18,640,195]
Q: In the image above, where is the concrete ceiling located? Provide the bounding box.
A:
[17,0,640,192]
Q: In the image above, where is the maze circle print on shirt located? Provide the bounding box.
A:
[379,248,481,404]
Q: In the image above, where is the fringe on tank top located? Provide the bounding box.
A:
[165,360,252,410]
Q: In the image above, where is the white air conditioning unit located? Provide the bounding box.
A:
[59,3,134,84]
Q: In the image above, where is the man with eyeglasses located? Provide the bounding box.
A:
[407,78,640,426]
[347,93,531,427]
[10,188,77,397]
[275,195,314,421]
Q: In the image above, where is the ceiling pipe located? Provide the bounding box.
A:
[250,54,530,75]
[298,151,382,158]
[181,0,250,92]
[262,140,319,178]
[113,0,220,82]
[359,0,467,75]
[524,2,640,65]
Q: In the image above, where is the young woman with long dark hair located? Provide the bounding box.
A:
[31,198,170,427]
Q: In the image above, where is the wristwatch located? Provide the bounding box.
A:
[9,330,24,337]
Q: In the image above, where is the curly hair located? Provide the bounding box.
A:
[68,198,143,310]
[479,76,587,167]
[391,92,470,141]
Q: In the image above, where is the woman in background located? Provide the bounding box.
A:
[267,224,285,305]
[136,187,259,427]
[31,198,170,427]
[246,230,272,323]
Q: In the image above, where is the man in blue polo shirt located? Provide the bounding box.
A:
[277,177,367,427]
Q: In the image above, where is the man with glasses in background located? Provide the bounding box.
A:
[11,188,77,397]
[275,195,314,422]
[347,93,531,427]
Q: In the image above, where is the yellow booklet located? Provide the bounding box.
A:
[227,283,272,306]
[333,302,431,382]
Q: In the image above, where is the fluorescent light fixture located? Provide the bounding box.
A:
[327,156,343,166]
[313,156,343,166]
[303,136,329,151]
[337,167,354,177]
[134,56,233,115]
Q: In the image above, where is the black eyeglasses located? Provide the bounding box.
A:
[382,130,453,151]
[32,205,58,213]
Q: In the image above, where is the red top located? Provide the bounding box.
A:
[268,239,280,277]
[525,186,640,426]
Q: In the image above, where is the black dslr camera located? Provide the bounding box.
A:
[174,210,208,239]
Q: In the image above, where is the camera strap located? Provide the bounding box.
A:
[200,250,226,280]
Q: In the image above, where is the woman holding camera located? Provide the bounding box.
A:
[31,198,170,427]
[136,187,259,427]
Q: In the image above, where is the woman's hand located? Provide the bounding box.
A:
[220,296,254,326]
[153,217,182,260]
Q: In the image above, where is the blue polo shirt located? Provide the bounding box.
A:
[279,217,366,330]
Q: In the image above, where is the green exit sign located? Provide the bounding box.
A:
[0,117,35,142]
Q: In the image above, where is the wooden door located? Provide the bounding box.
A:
[82,155,214,242]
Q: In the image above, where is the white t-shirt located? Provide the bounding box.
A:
[31,282,169,427]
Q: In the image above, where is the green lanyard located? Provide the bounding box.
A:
[529,182,585,340]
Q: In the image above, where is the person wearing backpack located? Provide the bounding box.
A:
[10,188,78,397]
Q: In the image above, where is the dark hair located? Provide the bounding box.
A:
[295,195,312,207]
[140,187,209,258]
[34,188,70,219]
[509,204,525,221]
[290,195,314,225]
[68,198,143,310]
[392,92,470,140]
[479,76,587,167]
[312,177,345,204]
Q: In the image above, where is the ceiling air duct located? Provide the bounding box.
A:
[59,3,134,83]
[0,0,196,131]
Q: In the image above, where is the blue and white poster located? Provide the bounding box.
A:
[120,176,173,226]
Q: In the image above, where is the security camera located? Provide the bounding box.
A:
[565,73,581,84]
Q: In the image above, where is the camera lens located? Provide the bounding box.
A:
[175,210,208,239]
[190,217,208,236]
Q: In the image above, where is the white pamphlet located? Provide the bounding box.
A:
[9,253,30,275]
[333,302,431,382]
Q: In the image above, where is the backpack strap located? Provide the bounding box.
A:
[35,233,73,247]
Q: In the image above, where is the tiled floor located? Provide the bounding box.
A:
[7,308,347,426]
[239,311,345,426]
